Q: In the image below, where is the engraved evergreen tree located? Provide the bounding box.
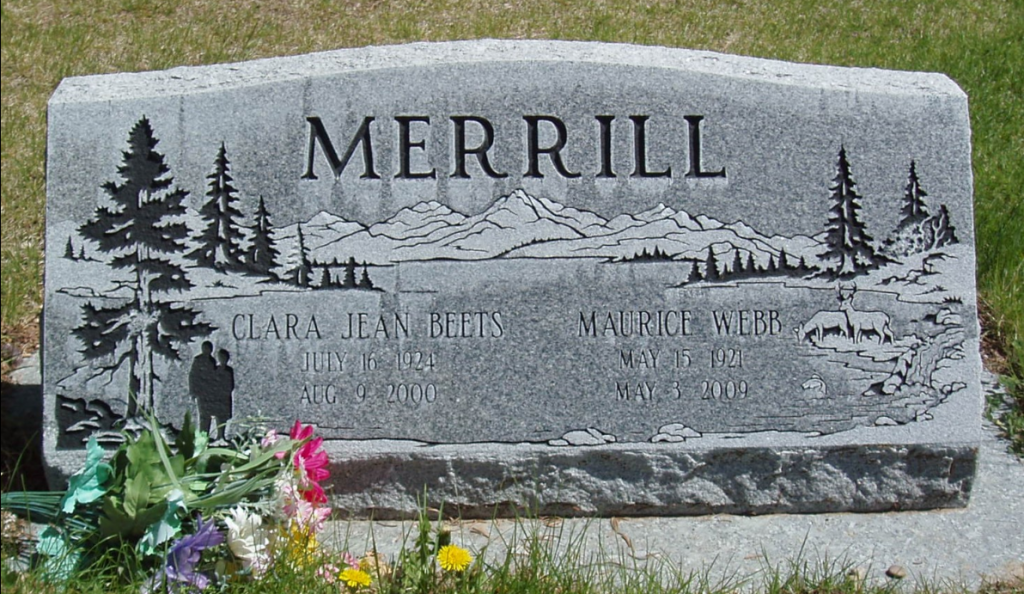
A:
[247,196,279,277]
[685,259,703,284]
[897,160,929,229]
[819,146,882,277]
[358,266,375,290]
[730,249,743,275]
[189,143,247,271]
[703,248,720,281]
[76,117,214,418]
[343,256,358,288]
[883,161,957,256]
[926,204,957,248]
[287,225,313,287]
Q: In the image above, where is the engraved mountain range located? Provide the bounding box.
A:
[275,189,826,267]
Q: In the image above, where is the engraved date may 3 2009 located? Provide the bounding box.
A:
[615,379,750,402]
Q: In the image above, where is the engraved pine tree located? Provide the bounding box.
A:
[343,256,358,288]
[884,161,958,256]
[76,117,214,419]
[358,265,375,289]
[703,248,720,281]
[247,195,280,276]
[189,143,247,270]
[897,160,929,228]
[819,146,883,277]
[286,225,313,287]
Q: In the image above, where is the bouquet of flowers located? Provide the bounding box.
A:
[1,414,375,590]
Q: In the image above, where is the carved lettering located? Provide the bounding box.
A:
[232,313,322,340]
[395,116,436,179]
[524,115,580,178]
[429,311,504,338]
[301,351,347,372]
[630,115,671,178]
[451,116,507,178]
[579,310,691,337]
[339,313,410,340]
[619,348,661,369]
[711,310,781,335]
[684,115,726,179]
[300,383,338,404]
[301,114,724,180]
[302,116,380,180]
[596,115,615,178]
[615,381,656,401]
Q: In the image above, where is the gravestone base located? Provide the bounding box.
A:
[326,441,977,518]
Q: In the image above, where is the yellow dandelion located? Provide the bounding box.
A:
[339,567,372,589]
[437,544,473,572]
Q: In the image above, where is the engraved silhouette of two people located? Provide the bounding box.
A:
[189,341,234,441]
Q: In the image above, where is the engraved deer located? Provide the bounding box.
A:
[839,283,894,344]
[795,286,850,343]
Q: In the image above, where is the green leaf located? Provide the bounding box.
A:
[137,489,186,556]
[175,411,198,460]
[99,452,173,542]
[123,471,152,519]
[37,525,68,557]
[146,411,187,498]
[1,491,65,524]
[99,495,130,538]
[180,411,210,462]
[38,526,80,581]
[60,437,113,514]
[123,427,178,504]
[100,490,169,541]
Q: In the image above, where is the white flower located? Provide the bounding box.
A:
[224,506,272,575]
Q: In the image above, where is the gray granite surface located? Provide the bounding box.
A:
[42,41,982,514]
[9,358,1021,587]
[332,375,1022,588]
[328,414,1021,589]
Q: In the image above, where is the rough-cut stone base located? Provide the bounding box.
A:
[325,441,977,519]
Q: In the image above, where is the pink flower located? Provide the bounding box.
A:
[289,421,330,503]
[289,420,314,441]
[316,563,340,584]
[286,495,331,533]
[261,429,289,459]
[341,551,360,570]
[261,429,281,449]
[296,438,330,482]
[280,481,331,534]
[314,554,362,585]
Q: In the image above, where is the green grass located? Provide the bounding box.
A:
[0,0,1021,438]
[3,507,1023,594]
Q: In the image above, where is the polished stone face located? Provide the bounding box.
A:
[43,41,982,515]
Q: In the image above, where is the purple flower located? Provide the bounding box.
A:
[165,517,224,590]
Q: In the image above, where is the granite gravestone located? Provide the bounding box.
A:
[44,41,981,516]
